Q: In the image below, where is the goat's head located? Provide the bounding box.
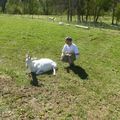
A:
[26,53,31,61]
[25,53,32,69]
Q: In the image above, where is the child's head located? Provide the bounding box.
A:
[65,37,72,45]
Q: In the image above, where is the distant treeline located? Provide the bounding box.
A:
[0,0,120,24]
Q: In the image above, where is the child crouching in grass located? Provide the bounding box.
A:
[61,37,79,67]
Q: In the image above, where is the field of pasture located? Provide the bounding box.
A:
[0,15,120,120]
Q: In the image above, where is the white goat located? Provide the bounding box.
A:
[26,54,57,75]
[48,17,56,22]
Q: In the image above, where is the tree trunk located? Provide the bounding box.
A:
[82,14,84,22]
[112,1,116,25]
[67,0,73,22]
[70,0,72,22]
[67,0,70,22]
[70,7,72,22]
[77,0,81,23]
[70,11,72,22]
[86,0,89,22]
[86,14,89,22]
[67,8,70,22]
[77,13,81,23]
[1,0,7,13]
[95,7,101,22]
[93,6,97,22]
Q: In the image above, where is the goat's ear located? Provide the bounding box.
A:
[26,54,31,59]
[26,53,29,58]
[26,51,30,56]
[26,51,32,60]
[29,56,31,59]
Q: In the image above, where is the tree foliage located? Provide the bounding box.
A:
[1,0,120,24]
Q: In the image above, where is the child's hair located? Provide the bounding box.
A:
[65,37,72,42]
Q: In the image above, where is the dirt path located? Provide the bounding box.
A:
[0,75,77,120]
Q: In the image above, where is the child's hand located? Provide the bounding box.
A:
[66,53,71,56]
[65,51,69,54]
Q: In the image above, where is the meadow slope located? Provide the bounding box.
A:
[0,15,120,120]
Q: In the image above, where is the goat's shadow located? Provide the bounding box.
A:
[30,70,54,86]
[66,65,88,80]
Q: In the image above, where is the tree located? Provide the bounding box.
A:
[39,0,57,15]
[21,0,29,14]
[111,0,120,24]
[115,2,120,24]
[0,0,7,13]
[85,0,90,22]
[6,0,23,14]
[112,0,117,24]
[76,0,81,23]
[92,0,111,22]
[2,0,120,26]
[28,0,39,15]
[66,0,73,22]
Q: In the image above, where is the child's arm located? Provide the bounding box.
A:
[61,45,66,56]
[74,46,79,58]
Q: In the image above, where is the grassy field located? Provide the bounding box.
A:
[0,15,120,120]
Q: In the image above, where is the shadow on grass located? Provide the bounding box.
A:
[80,22,120,31]
[67,65,88,80]
[30,70,54,87]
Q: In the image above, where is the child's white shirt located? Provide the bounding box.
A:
[62,43,79,58]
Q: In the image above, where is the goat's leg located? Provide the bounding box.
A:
[36,69,43,75]
[31,72,38,86]
[53,67,56,75]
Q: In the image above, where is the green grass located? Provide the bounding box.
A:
[0,14,120,120]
